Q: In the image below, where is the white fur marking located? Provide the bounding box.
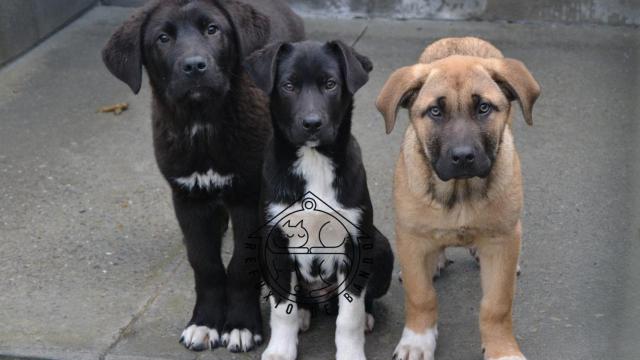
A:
[393,326,438,360]
[335,282,367,360]
[488,357,527,360]
[262,296,299,360]
[180,324,220,350]
[292,146,362,226]
[365,313,375,333]
[266,146,362,286]
[298,308,311,332]
[190,123,207,137]
[223,328,256,352]
[174,169,233,191]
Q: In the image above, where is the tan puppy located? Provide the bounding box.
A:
[376,37,540,360]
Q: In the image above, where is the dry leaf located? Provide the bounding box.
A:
[98,102,129,115]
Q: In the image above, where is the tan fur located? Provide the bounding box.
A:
[377,37,540,360]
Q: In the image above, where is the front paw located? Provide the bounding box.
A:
[221,328,263,353]
[486,356,527,360]
[393,327,437,360]
[336,346,366,360]
[261,337,297,360]
[179,324,221,351]
[222,305,263,352]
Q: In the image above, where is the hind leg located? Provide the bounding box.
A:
[434,249,453,279]
[363,227,394,334]
[364,297,376,333]
[297,302,312,332]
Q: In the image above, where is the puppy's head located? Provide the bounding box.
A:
[244,40,372,147]
[102,0,268,105]
[376,55,540,181]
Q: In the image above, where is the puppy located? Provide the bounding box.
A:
[102,0,303,353]
[245,41,394,360]
[376,37,540,360]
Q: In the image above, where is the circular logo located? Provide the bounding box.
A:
[261,197,361,305]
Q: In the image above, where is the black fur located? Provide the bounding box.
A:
[102,0,304,353]
[245,41,393,313]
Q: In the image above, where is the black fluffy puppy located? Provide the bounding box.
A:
[245,41,393,360]
[102,0,303,353]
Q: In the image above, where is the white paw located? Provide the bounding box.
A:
[487,356,527,360]
[222,328,261,353]
[180,324,220,351]
[336,345,366,360]
[365,313,375,333]
[298,308,311,332]
[393,327,437,360]
[261,335,297,360]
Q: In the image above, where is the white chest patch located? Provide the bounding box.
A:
[174,169,233,191]
[266,146,362,284]
[267,146,362,229]
[292,146,361,225]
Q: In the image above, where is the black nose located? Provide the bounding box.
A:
[302,115,323,133]
[451,146,475,166]
[182,56,208,75]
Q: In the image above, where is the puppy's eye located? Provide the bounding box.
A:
[478,102,492,116]
[158,33,170,43]
[282,82,295,92]
[206,24,218,35]
[427,106,443,119]
[325,79,337,90]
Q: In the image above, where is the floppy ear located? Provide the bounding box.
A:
[484,58,541,125]
[375,64,431,134]
[102,3,156,94]
[222,0,271,58]
[328,40,373,94]
[244,42,288,94]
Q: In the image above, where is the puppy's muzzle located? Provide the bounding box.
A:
[451,145,475,168]
[436,145,491,181]
[302,114,323,134]
[181,56,209,77]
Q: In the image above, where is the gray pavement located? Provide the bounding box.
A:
[1,5,639,360]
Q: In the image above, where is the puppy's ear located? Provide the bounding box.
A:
[244,42,288,94]
[223,0,270,58]
[376,64,431,134]
[328,40,372,94]
[484,58,541,125]
[102,2,156,94]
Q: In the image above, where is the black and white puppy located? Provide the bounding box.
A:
[102,0,304,353]
[245,41,394,360]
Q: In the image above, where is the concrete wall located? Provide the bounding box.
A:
[0,0,97,66]
[291,0,640,26]
[102,0,640,26]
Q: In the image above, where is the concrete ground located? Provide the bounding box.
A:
[1,5,639,360]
